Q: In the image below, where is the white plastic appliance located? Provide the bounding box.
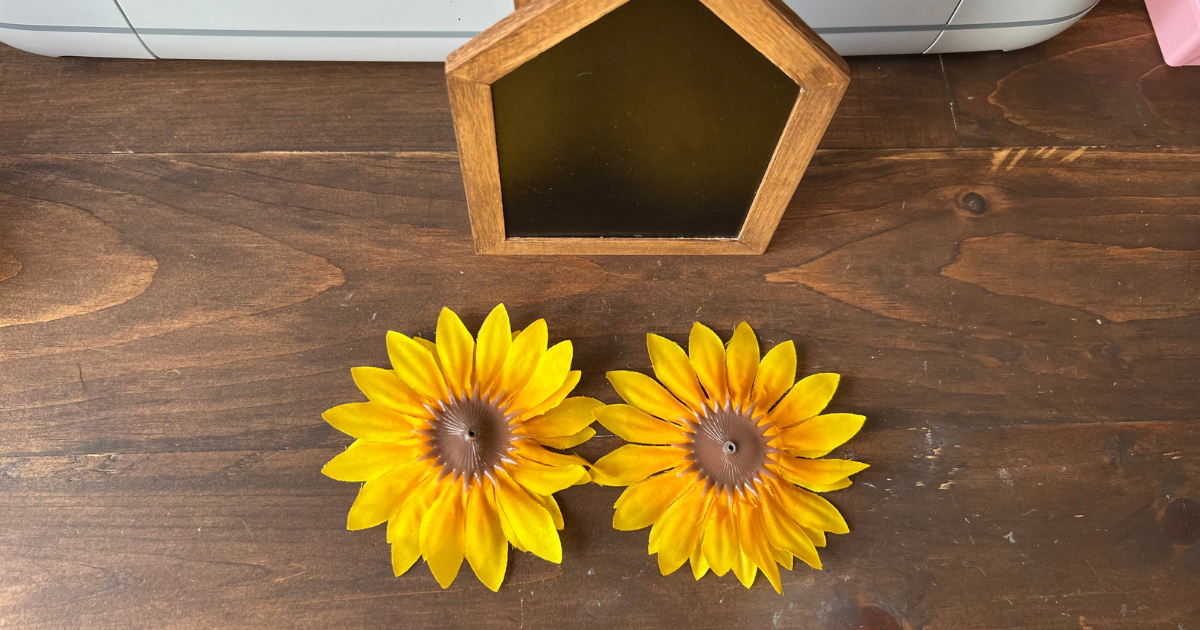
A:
[0,0,1099,60]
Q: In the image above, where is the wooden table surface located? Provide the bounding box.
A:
[2,1,1198,627]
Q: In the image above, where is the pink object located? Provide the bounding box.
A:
[1146,0,1200,66]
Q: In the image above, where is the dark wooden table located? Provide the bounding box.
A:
[2,1,1198,627]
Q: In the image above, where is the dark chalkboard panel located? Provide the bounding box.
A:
[490,0,801,239]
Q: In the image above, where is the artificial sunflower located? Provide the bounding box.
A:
[592,322,867,593]
[321,305,598,591]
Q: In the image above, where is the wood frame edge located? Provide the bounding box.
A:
[446,75,506,253]
[737,82,847,253]
[699,0,850,88]
[486,237,758,255]
[447,0,631,84]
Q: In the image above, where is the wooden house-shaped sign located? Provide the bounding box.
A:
[446,0,849,255]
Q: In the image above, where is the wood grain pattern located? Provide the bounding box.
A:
[447,0,848,255]
[941,233,1200,323]
[0,56,457,155]
[0,201,157,327]
[2,1,1199,627]
[2,146,1198,628]
[0,248,24,282]
[1,2,1194,154]
[939,0,1200,148]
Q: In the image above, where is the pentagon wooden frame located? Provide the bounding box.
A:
[446,0,849,255]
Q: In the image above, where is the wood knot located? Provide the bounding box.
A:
[992,346,1022,363]
[960,192,987,216]
[1161,497,1200,545]
[0,248,21,282]
[856,605,902,630]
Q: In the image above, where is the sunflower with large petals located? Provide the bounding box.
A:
[321,305,598,591]
[592,322,867,593]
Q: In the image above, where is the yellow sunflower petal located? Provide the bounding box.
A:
[773,456,868,491]
[592,445,687,487]
[475,304,512,396]
[689,322,728,404]
[612,468,694,531]
[347,462,430,530]
[514,370,581,422]
[507,454,587,496]
[532,492,565,530]
[464,485,508,592]
[436,308,475,398]
[606,371,693,425]
[517,397,602,438]
[386,331,448,403]
[811,477,854,492]
[594,404,690,445]
[761,490,822,570]
[507,340,573,415]
[387,480,438,575]
[511,439,590,469]
[420,479,466,588]
[647,333,708,412]
[497,319,548,400]
[412,337,442,372]
[534,426,596,450]
[391,529,421,576]
[653,485,709,576]
[731,545,757,588]
[774,547,795,571]
[575,469,593,485]
[751,340,796,414]
[738,502,781,593]
[322,401,425,442]
[690,543,710,580]
[489,483,527,552]
[725,322,760,410]
[494,470,562,563]
[650,483,706,554]
[766,373,840,430]
[774,413,866,458]
[803,526,827,548]
[702,498,736,576]
[322,439,427,482]
[768,479,850,534]
[351,367,433,420]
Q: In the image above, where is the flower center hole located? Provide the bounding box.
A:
[723,440,737,454]
[466,429,478,440]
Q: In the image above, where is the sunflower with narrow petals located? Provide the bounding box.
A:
[321,305,599,591]
[591,322,867,593]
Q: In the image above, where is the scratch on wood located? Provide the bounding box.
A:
[991,148,1012,171]
[1006,148,1029,170]
[1061,146,1088,163]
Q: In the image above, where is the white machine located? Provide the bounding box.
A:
[0,0,1098,60]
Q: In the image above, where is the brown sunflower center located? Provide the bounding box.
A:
[424,392,514,483]
[684,404,774,493]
